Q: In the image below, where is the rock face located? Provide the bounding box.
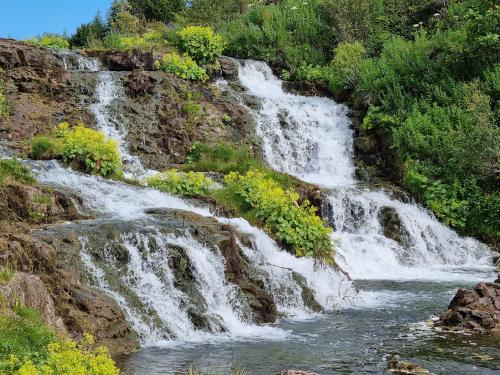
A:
[0,183,84,224]
[0,38,95,145]
[440,277,500,332]
[0,272,66,333]
[84,49,156,71]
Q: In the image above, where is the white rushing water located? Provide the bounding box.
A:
[36,53,493,348]
[236,60,493,282]
[33,56,355,341]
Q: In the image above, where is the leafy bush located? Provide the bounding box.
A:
[0,159,35,185]
[156,53,209,82]
[225,170,333,262]
[176,26,226,65]
[296,64,323,82]
[29,123,122,177]
[25,34,69,49]
[104,24,169,51]
[325,41,366,91]
[146,169,213,196]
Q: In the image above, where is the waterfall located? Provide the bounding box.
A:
[91,70,147,178]
[235,60,493,282]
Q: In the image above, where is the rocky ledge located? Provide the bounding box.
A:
[439,276,500,333]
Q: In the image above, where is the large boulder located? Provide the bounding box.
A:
[0,272,66,333]
[440,277,500,332]
[0,38,62,70]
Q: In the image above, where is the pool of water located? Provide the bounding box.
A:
[116,276,500,374]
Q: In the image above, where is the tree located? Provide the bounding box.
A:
[129,0,186,23]
[70,13,108,48]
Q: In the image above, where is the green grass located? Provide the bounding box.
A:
[0,305,55,370]
[0,159,36,186]
[0,268,15,285]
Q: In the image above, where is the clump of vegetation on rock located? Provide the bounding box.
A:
[25,34,69,49]
[224,170,333,262]
[176,26,225,66]
[156,53,209,82]
[0,305,119,375]
[146,169,213,196]
[0,78,8,119]
[0,159,36,186]
[29,122,122,178]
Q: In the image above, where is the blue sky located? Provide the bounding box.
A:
[0,1,113,40]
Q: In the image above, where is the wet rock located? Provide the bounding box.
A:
[379,206,410,246]
[219,56,238,79]
[0,183,84,224]
[0,272,66,333]
[240,93,261,110]
[388,357,431,374]
[291,272,322,312]
[439,278,500,333]
[84,49,156,71]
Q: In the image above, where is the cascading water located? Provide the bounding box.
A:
[235,60,493,282]
[27,53,356,348]
[27,53,498,373]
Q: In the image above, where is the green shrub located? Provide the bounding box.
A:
[325,41,366,91]
[185,143,262,174]
[29,123,122,177]
[25,34,69,49]
[176,26,226,65]
[146,169,213,196]
[0,159,36,185]
[225,170,333,262]
[29,136,59,160]
[0,79,8,118]
[156,53,209,82]
[296,64,324,82]
[104,24,169,51]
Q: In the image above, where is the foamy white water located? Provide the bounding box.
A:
[236,59,494,282]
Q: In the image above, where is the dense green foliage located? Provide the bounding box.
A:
[156,52,209,81]
[0,306,56,371]
[176,26,225,65]
[146,169,213,196]
[225,170,333,262]
[0,159,35,186]
[0,305,119,375]
[30,123,122,177]
[129,0,184,23]
[209,0,499,240]
[25,34,69,49]
[185,143,261,174]
[69,15,108,48]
